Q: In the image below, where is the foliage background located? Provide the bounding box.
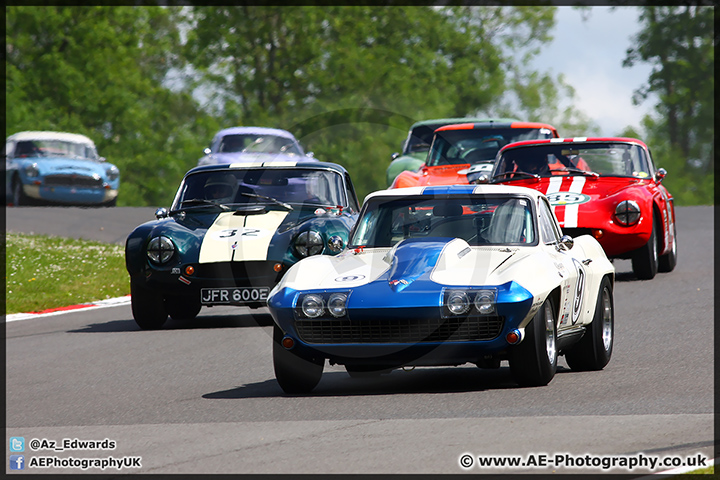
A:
[5,5,714,206]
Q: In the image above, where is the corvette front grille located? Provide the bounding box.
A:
[44,174,103,188]
[296,315,504,344]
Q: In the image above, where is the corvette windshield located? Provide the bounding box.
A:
[427,128,555,167]
[174,168,345,209]
[495,143,651,179]
[216,134,302,155]
[350,195,536,248]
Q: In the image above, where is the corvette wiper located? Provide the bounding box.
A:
[239,192,293,211]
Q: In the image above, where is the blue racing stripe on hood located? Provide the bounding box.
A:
[422,185,477,195]
[387,237,453,292]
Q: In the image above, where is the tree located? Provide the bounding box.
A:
[623,5,714,204]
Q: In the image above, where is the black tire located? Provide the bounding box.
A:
[345,365,391,378]
[12,179,31,206]
[130,279,168,330]
[164,295,202,321]
[658,221,677,273]
[104,197,118,207]
[631,218,658,280]
[273,325,323,394]
[509,297,558,387]
[565,277,614,371]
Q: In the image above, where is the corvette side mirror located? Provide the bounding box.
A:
[558,235,574,251]
[155,207,169,219]
[203,147,211,155]
[391,152,400,160]
[655,168,667,183]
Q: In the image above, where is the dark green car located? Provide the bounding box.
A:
[125,161,360,330]
[386,117,520,186]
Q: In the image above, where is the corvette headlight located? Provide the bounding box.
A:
[614,200,641,226]
[146,236,175,264]
[327,293,348,317]
[473,289,496,315]
[447,291,471,315]
[25,163,40,178]
[301,294,324,318]
[294,230,324,257]
[106,165,120,181]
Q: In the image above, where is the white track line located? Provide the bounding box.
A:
[5,295,131,323]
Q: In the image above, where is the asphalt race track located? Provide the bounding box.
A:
[5,205,715,474]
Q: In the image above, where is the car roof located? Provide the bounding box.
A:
[365,184,547,202]
[499,136,648,152]
[6,131,96,145]
[410,117,520,128]
[435,121,558,133]
[186,160,348,176]
[212,126,297,139]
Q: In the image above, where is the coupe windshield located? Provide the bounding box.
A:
[495,143,651,179]
[174,168,345,209]
[14,140,98,160]
[216,134,302,155]
[427,128,555,167]
[350,195,536,248]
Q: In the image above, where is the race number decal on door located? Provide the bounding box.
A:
[571,258,586,324]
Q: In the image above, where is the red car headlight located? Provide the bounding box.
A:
[614,200,641,226]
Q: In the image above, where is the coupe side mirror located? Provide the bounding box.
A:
[203,147,211,155]
[391,152,400,160]
[155,207,169,219]
[655,168,667,183]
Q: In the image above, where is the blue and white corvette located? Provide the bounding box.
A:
[126,160,360,330]
[267,184,615,393]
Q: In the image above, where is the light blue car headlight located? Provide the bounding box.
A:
[106,165,120,181]
[25,163,40,178]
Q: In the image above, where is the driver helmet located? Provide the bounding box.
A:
[204,173,237,201]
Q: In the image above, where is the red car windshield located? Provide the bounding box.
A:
[427,128,556,167]
[495,143,651,179]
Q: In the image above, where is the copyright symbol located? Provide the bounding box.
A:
[459,454,474,469]
[30,439,40,451]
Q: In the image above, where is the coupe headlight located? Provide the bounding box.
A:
[327,293,348,317]
[447,291,471,315]
[614,200,641,226]
[473,289,496,314]
[146,236,175,264]
[106,165,120,181]
[294,230,324,257]
[301,294,325,318]
[25,163,40,178]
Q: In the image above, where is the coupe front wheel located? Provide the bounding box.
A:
[273,325,323,394]
[130,279,167,330]
[164,295,202,321]
[12,180,31,206]
[632,218,658,279]
[565,276,614,371]
[509,297,557,387]
[658,222,677,273]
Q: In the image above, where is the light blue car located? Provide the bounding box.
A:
[5,131,120,206]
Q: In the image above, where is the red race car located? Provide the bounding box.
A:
[486,137,677,280]
[390,121,559,189]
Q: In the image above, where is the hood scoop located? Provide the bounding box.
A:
[387,238,452,292]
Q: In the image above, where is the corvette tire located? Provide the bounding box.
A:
[273,325,323,394]
[632,218,658,279]
[130,279,168,330]
[565,276,614,371]
[164,295,202,321]
[658,222,678,273]
[509,297,557,387]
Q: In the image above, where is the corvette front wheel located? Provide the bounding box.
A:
[130,279,168,330]
[565,276,614,371]
[273,325,323,394]
[658,222,678,273]
[509,297,557,387]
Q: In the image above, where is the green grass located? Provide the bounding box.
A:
[4,233,129,314]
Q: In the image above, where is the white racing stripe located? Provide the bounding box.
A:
[563,176,586,228]
[546,176,564,196]
[199,211,290,263]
